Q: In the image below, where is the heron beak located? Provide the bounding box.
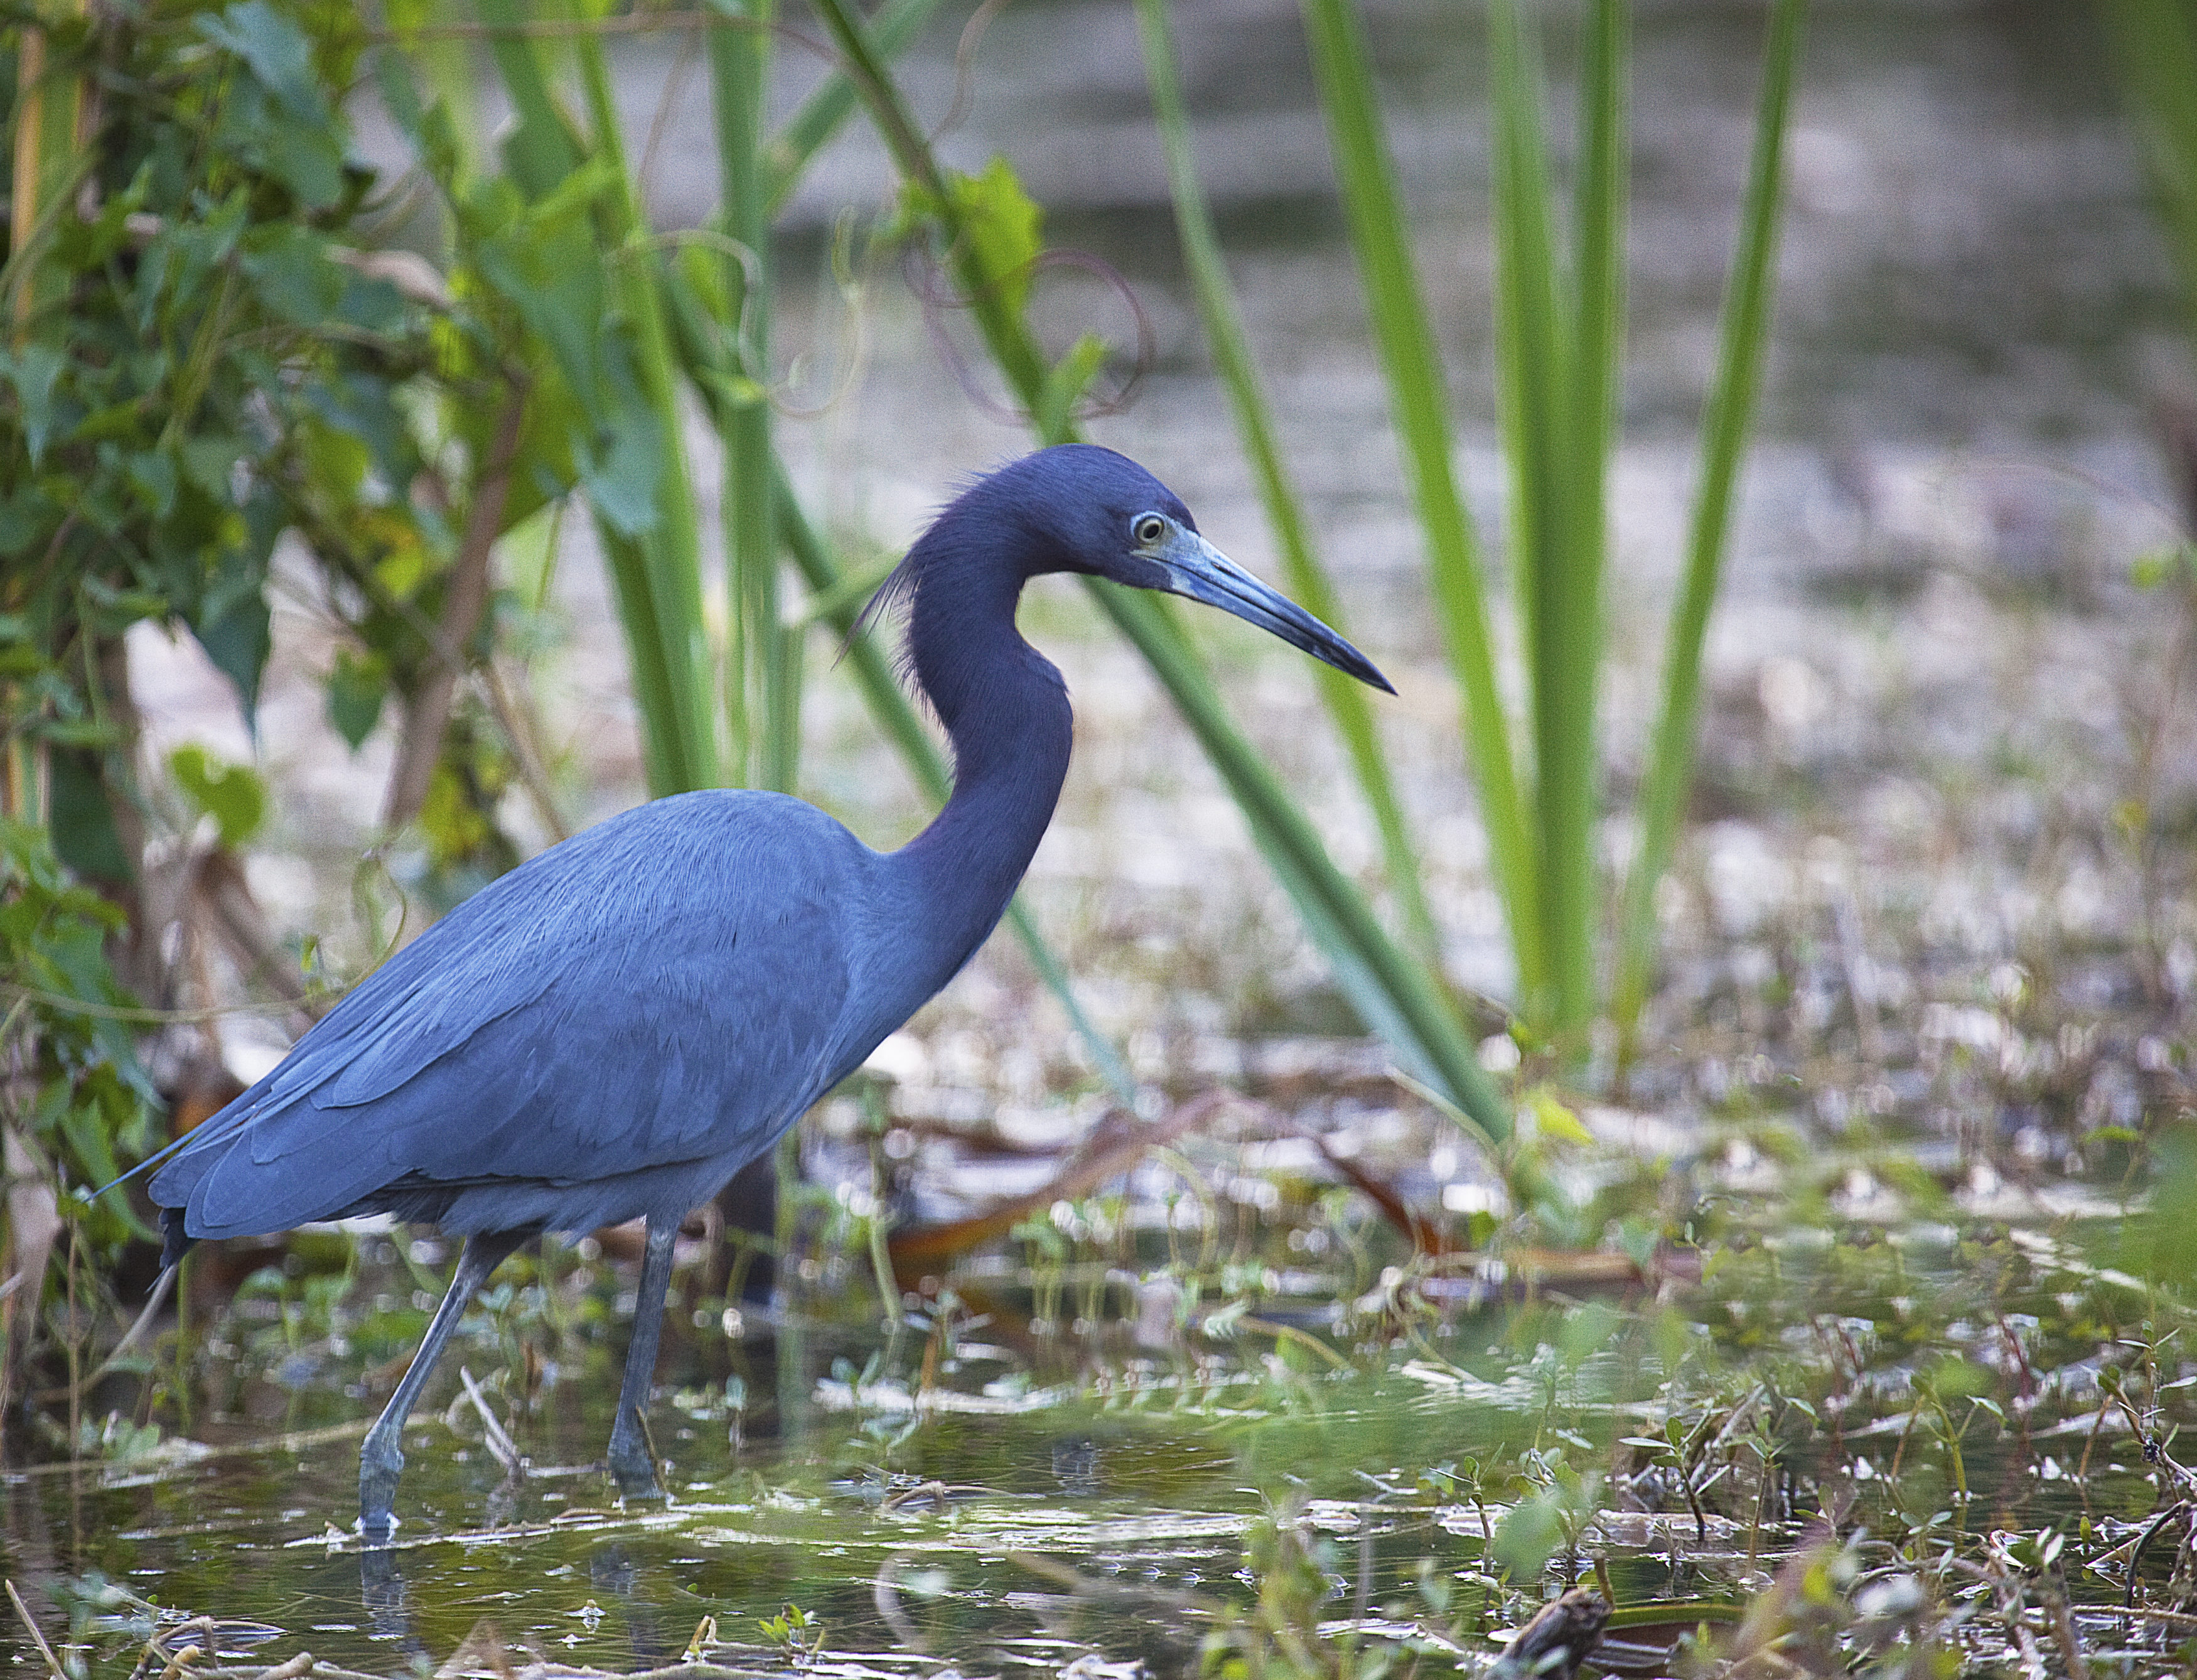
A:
[1149,529,1396,694]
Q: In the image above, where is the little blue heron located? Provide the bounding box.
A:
[146,444,1390,1540]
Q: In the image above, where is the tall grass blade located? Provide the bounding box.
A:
[1613,0,1805,1043]
[1570,0,1630,494]
[815,0,1511,1139]
[1130,0,1442,968]
[1555,0,1626,1035]
[763,0,947,215]
[1487,0,1579,1037]
[1297,0,1544,1023]
[576,28,720,794]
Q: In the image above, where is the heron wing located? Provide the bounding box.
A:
[156,793,866,1237]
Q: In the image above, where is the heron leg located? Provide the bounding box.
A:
[359,1228,529,1543]
[604,1215,677,1500]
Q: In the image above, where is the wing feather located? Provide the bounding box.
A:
[155,792,869,1239]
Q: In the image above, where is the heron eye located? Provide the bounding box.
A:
[1133,514,1169,547]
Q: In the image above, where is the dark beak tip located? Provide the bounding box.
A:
[1328,645,1395,694]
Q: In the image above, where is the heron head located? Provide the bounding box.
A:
[991,445,1397,695]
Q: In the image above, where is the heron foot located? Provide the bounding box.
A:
[606,1404,666,1502]
[360,1428,406,1544]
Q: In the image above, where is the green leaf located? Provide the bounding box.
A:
[674,239,736,328]
[2123,1120,2197,1284]
[168,744,268,849]
[197,1,334,127]
[126,450,178,519]
[373,537,432,601]
[2,344,68,466]
[1034,333,1109,442]
[193,583,274,722]
[327,647,390,750]
[581,406,665,539]
[179,434,246,503]
[1490,1488,1569,1581]
[48,748,131,883]
[198,1,347,208]
[945,158,1044,316]
[1531,1090,1593,1147]
[473,174,619,413]
[240,222,346,326]
[384,0,433,45]
[419,760,492,863]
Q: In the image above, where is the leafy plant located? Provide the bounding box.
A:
[0,0,586,1404]
[756,1601,826,1662]
[3,0,439,1391]
[0,821,157,1257]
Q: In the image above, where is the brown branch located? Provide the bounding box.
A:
[4,1580,67,1680]
[0,1129,63,1431]
[191,847,324,1023]
[885,1092,1226,1274]
[382,392,527,833]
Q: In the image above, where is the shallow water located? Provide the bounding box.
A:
[13,1201,2192,1674]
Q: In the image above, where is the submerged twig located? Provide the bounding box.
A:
[457,1365,524,1477]
[5,1581,67,1680]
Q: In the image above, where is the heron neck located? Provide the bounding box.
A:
[888,561,1073,988]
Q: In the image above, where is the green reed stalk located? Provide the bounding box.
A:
[1613,0,1804,1043]
[474,0,718,796]
[3,0,86,822]
[1486,0,1571,1038]
[1486,0,1628,1044]
[1130,0,1442,969]
[1563,0,1628,1026]
[1297,0,1545,1025]
[575,30,720,795]
[814,0,1511,1141]
[401,2,483,190]
[5,1,84,339]
[704,0,792,791]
